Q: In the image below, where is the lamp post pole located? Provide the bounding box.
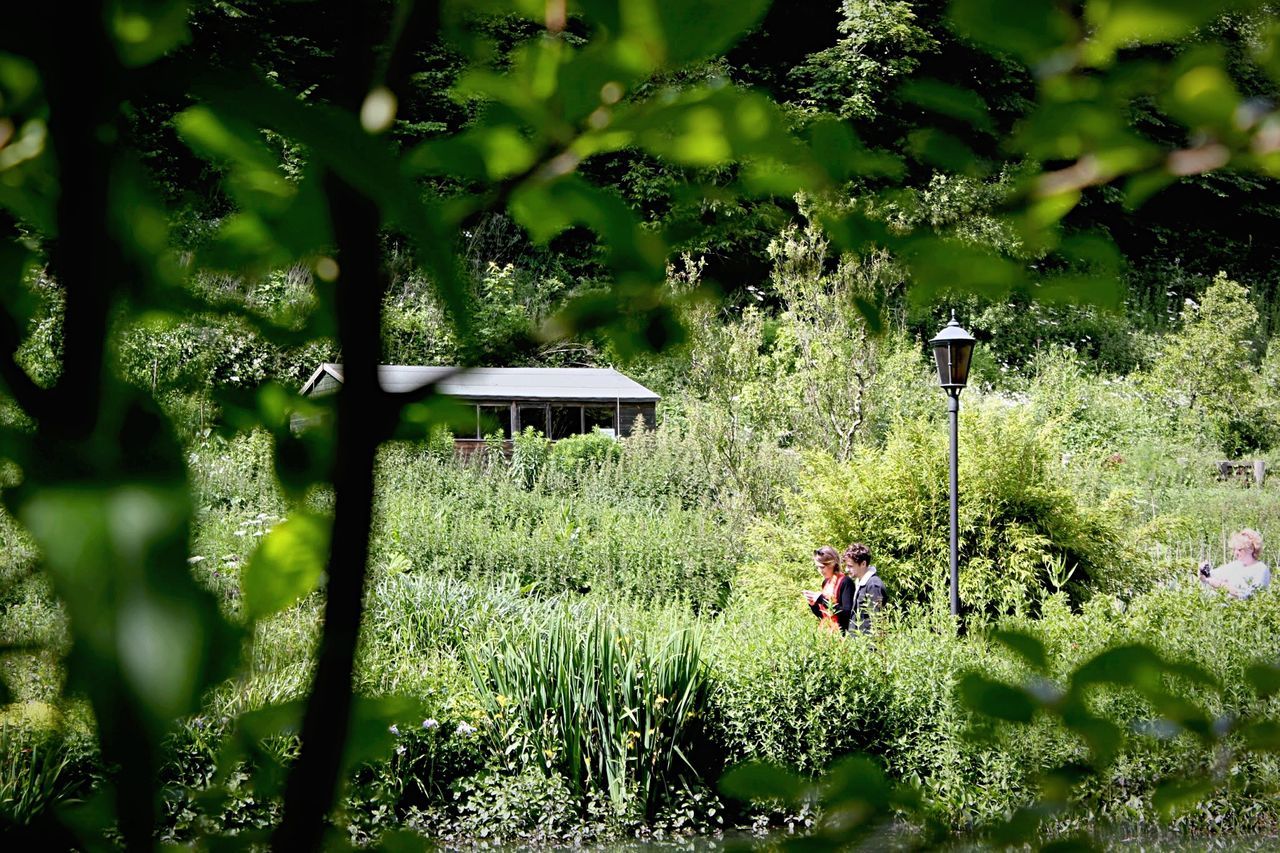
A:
[929,313,975,620]
[947,388,960,618]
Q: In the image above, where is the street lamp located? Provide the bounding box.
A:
[929,312,975,618]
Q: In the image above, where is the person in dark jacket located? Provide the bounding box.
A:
[843,542,885,634]
[803,546,855,633]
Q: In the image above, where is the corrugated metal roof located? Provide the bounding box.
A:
[301,363,660,402]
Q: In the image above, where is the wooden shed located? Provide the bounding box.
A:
[299,364,660,445]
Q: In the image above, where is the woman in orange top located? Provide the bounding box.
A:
[802,546,854,633]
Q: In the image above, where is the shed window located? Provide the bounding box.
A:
[518,405,547,435]
[585,406,616,433]
[550,405,583,439]
[478,405,512,439]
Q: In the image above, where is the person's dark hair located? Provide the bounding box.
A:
[843,542,871,567]
[813,546,840,567]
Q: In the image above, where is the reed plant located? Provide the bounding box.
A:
[466,606,708,817]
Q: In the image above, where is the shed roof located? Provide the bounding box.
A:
[300,364,660,403]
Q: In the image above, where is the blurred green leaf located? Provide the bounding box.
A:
[1240,720,1280,751]
[908,128,986,176]
[821,755,892,813]
[1245,663,1280,698]
[1071,643,1163,690]
[805,119,905,182]
[1060,700,1123,765]
[719,760,809,805]
[109,0,191,67]
[1160,49,1242,131]
[344,695,423,773]
[373,829,433,853]
[991,629,1049,672]
[242,511,331,621]
[579,0,771,69]
[899,79,995,134]
[396,394,479,443]
[1085,0,1246,65]
[949,0,1076,64]
[406,125,539,181]
[1041,836,1101,853]
[1151,777,1214,820]
[957,673,1037,722]
[904,237,1026,302]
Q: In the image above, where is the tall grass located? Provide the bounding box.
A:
[373,443,742,609]
[466,606,708,817]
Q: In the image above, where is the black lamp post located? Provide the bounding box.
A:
[929,312,975,618]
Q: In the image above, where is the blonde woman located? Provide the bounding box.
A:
[803,546,853,633]
[1199,529,1271,599]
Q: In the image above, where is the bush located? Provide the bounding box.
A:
[549,428,621,476]
[751,401,1130,615]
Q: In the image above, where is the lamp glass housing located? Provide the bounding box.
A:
[929,319,975,390]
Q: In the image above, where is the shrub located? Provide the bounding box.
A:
[751,400,1129,615]
[549,428,621,477]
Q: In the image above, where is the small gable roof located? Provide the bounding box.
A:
[300,364,660,403]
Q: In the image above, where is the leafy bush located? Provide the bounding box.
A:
[752,401,1130,614]
[549,428,621,476]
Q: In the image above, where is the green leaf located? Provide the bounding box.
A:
[580,0,771,69]
[949,0,1076,64]
[344,695,424,773]
[241,511,331,621]
[1245,663,1280,698]
[1160,50,1242,131]
[719,761,809,805]
[908,129,986,176]
[109,0,191,67]
[821,755,892,812]
[1085,0,1245,65]
[1151,777,1215,820]
[899,79,995,134]
[904,237,1026,302]
[957,673,1037,723]
[1240,720,1280,751]
[991,629,1049,671]
[1041,837,1101,853]
[1071,643,1164,690]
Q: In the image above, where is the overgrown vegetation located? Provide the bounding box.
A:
[9,0,1280,848]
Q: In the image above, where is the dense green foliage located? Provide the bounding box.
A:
[9,0,1280,848]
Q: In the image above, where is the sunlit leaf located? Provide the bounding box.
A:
[1085,0,1246,65]
[242,511,331,620]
